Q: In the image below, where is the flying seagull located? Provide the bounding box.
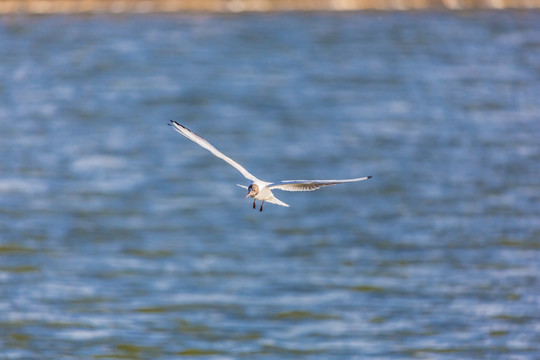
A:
[169,121,371,212]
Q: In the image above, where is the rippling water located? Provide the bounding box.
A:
[1,11,540,359]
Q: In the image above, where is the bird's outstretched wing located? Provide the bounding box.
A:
[169,121,259,182]
[268,176,372,192]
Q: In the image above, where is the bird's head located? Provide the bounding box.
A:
[246,184,259,198]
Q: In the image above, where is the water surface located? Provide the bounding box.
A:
[1,11,539,359]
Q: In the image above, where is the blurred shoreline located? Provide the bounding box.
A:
[1,0,539,14]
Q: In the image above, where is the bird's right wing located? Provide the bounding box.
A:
[169,121,259,182]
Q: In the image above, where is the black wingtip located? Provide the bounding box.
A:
[367,176,373,179]
[169,120,187,130]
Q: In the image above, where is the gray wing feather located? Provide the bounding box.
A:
[268,177,371,192]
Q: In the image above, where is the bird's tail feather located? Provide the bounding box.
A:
[265,196,290,207]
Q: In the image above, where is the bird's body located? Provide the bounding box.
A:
[169,121,371,211]
[237,182,288,209]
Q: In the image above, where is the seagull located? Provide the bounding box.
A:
[169,121,371,212]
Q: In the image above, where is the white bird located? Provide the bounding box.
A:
[169,121,371,212]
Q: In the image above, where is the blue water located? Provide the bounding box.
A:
[1,11,540,359]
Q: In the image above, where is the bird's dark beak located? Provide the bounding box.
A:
[246,189,256,198]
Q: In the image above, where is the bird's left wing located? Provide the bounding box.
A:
[268,176,372,192]
[169,121,260,182]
